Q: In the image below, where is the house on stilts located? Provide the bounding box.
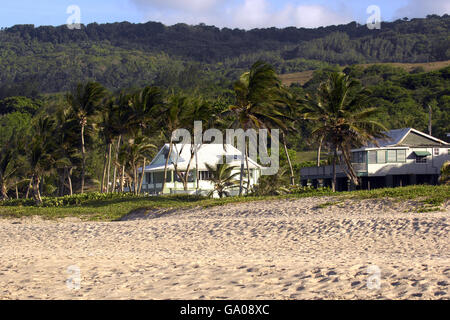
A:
[300,128,450,191]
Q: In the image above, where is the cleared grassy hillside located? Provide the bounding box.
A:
[280,60,450,86]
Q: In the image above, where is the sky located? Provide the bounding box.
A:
[0,0,449,29]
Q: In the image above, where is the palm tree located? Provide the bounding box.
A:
[226,61,281,195]
[99,98,122,193]
[303,72,386,191]
[0,133,19,200]
[54,108,79,196]
[128,86,163,132]
[158,93,188,193]
[205,160,240,198]
[121,135,156,194]
[177,96,212,191]
[113,92,134,193]
[66,82,107,193]
[28,117,70,205]
[270,87,300,185]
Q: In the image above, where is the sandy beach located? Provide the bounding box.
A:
[0,197,448,300]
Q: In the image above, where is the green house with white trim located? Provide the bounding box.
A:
[300,128,450,191]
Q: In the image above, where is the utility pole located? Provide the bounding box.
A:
[428,105,432,136]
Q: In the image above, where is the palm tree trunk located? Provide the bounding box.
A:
[32,175,42,206]
[80,124,86,194]
[195,145,199,194]
[133,163,138,195]
[162,142,173,194]
[245,146,250,195]
[332,147,337,192]
[183,151,195,191]
[112,135,122,193]
[282,133,295,185]
[40,176,44,196]
[25,178,32,199]
[101,145,108,193]
[138,158,146,194]
[317,136,324,167]
[120,162,125,193]
[15,184,19,199]
[68,168,73,196]
[239,144,245,197]
[0,181,8,201]
[107,143,112,193]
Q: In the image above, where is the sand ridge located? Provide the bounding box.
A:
[0,197,448,300]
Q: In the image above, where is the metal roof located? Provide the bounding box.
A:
[365,128,448,148]
[141,143,261,172]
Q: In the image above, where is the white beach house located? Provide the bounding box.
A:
[301,128,450,191]
[139,143,262,196]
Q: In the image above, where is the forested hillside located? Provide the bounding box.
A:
[0,15,449,94]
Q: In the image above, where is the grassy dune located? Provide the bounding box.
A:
[0,185,448,221]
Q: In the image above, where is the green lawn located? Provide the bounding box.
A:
[294,150,329,164]
[0,185,448,221]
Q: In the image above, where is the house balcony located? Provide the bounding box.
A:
[300,163,367,180]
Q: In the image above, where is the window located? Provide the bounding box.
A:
[368,151,377,164]
[433,148,440,156]
[176,171,195,182]
[416,156,427,164]
[387,150,397,163]
[352,151,367,164]
[153,172,165,183]
[397,150,406,162]
[200,171,212,181]
[145,173,152,184]
[377,150,386,163]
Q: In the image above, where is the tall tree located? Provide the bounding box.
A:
[66,82,107,193]
[158,93,187,193]
[226,61,281,195]
[0,133,19,200]
[28,117,69,205]
[303,72,386,191]
[54,108,79,196]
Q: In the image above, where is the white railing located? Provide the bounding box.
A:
[301,163,367,178]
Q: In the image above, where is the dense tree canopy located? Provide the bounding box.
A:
[0,15,449,94]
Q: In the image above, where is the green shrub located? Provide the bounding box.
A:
[0,192,145,208]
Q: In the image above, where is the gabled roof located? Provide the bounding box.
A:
[142,143,261,172]
[365,128,448,148]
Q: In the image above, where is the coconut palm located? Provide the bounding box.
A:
[66,82,107,193]
[205,160,240,198]
[269,87,301,185]
[98,98,123,193]
[158,93,189,193]
[28,117,70,205]
[121,135,156,194]
[0,133,19,200]
[226,61,281,195]
[177,96,212,191]
[54,108,80,196]
[111,92,135,193]
[128,86,163,133]
[303,72,386,191]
